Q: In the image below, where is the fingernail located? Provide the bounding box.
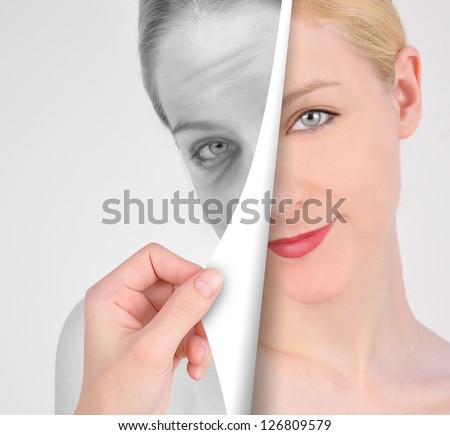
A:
[194,269,223,298]
[198,342,209,362]
[194,366,206,380]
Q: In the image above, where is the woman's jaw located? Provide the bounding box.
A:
[260,221,420,380]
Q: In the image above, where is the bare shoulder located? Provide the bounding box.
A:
[416,327,450,414]
[420,327,450,373]
[55,299,85,414]
[56,299,85,365]
[431,395,450,415]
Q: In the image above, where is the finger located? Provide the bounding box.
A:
[173,329,211,367]
[141,269,223,355]
[185,333,210,367]
[187,361,208,381]
[141,280,178,312]
[94,243,202,293]
[194,321,207,339]
[119,280,182,328]
[174,328,195,361]
[173,328,198,371]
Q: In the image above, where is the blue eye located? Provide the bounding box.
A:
[191,141,235,168]
[290,110,334,133]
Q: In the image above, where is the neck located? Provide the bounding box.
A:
[259,222,421,383]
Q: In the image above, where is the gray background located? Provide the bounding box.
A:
[0,0,449,414]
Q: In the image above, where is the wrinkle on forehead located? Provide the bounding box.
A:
[181,38,267,84]
[173,52,271,133]
[155,13,278,124]
[183,51,268,110]
[158,21,275,91]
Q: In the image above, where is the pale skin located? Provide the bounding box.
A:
[76,6,450,415]
[252,13,450,414]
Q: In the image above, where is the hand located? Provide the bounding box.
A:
[74,243,222,415]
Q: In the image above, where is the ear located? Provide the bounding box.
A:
[393,46,422,139]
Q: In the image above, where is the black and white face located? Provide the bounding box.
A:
[154,3,280,237]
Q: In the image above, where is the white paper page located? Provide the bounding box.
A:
[203,0,293,416]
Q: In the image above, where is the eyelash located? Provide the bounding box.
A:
[189,142,236,169]
[288,109,339,135]
[190,153,220,168]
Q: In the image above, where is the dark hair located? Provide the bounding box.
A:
[138,0,281,128]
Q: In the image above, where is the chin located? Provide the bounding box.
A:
[286,281,348,305]
[265,240,360,306]
[282,270,350,305]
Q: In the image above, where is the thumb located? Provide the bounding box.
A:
[142,269,222,356]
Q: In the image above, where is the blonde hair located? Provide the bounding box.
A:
[293,0,407,90]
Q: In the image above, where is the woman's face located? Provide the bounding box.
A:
[154,4,280,238]
[266,13,406,304]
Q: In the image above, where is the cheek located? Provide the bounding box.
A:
[344,109,401,231]
[187,155,253,237]
[310,97,401,227]
[188,156,249,200]
[264,106,402,304]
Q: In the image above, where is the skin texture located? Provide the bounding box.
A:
[154,4,279,237]
[252,13,450,414]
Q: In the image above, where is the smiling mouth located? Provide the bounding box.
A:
[268,221,335,259]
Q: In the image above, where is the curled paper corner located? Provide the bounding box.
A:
[203,0,293,416]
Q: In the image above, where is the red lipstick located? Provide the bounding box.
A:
[268,221,335,259]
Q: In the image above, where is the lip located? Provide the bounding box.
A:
[268,221,335,259]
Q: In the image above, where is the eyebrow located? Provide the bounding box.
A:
[171,120,229,136]
[282,80,342,109]
[172,80,341,134]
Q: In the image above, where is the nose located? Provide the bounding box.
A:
[271,142,310,224]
